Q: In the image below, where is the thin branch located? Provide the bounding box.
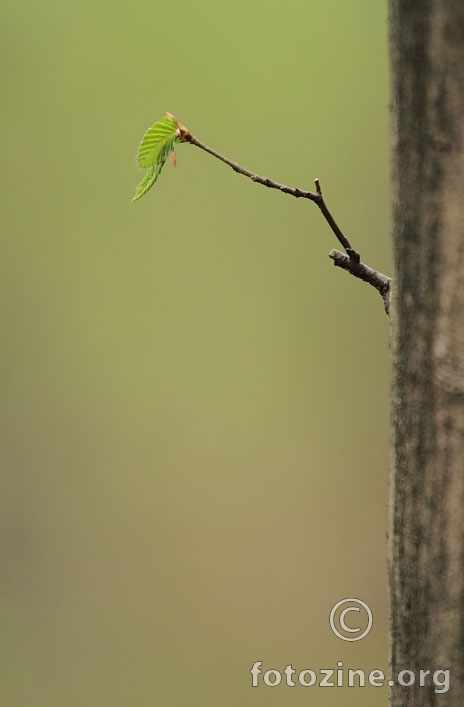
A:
[314,179,359,260]
[329,249,392,315]
[188,135,358,257]
[185,132,391,314]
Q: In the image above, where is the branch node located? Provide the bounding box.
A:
[329,249,392,315]
[346,248,361,263]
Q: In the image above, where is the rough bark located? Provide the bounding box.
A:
[389,2,464,705]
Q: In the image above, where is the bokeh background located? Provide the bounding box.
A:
[2,1,391,705]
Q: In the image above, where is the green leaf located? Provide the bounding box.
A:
[132,165,158,203]
[132,114,180,202]
[137,114,179,168]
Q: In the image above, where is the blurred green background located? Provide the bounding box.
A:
[2,1,391,705]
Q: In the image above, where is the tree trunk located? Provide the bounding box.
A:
[389,2,464,705]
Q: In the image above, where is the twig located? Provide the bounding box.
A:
[329,249,392,315]
[187,136,358,256]
[185,132,391,314]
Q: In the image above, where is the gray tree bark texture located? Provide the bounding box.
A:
[389,2,464,706]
